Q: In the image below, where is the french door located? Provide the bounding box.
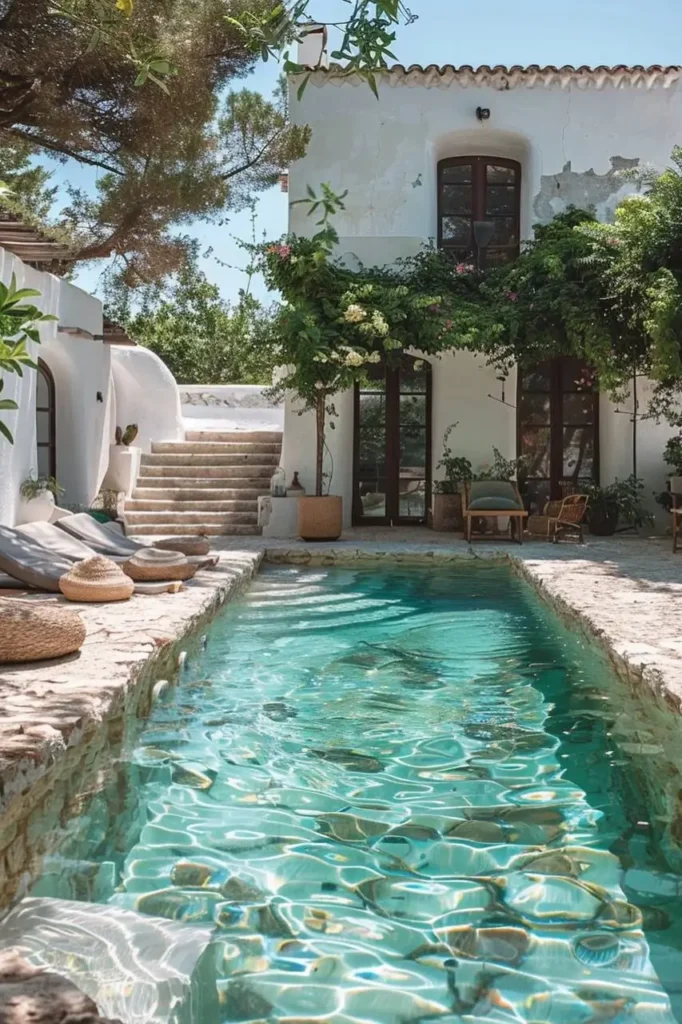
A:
[518,357,599,514]
[353,357,431,525]
[36,358,56,479]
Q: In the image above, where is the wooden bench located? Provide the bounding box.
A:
[463,481,528,545]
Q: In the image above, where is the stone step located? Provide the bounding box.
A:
[125,498,257,512]
[130,523,261,536]
[138,466,272,481]
[124,510,258,526]
[132,487,266,501]
[152,440,281,456]
[185,430,281,443]
[141,453,279,468]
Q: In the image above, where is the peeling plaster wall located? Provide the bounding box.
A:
[286,73,682,524]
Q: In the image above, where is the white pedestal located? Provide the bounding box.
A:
[102,445,141,497]
[259,495,300,538]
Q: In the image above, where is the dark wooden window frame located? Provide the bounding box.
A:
[517,357,600,508]
[437,155,522,265]
[36,358,56,479]
[352,359,432,526]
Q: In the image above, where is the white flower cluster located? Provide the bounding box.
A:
[344,303,367,323]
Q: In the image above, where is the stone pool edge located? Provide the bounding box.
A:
[0,551,262,909]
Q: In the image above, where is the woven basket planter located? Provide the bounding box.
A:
[152,536,210,557]
[122,549,197,582]
[0,597,86,663]
[60,556,134,603]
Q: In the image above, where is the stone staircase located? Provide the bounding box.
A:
[123,430,281,536]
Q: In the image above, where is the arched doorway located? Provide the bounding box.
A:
[36,359,56,479]
[353,356,431,525]
[517,356,599,514]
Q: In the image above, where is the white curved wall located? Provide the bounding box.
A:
[110,345,184,453]
[0,251,109,525]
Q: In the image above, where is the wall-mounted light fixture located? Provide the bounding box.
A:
[476,106,491,121]
[96,391,104,403]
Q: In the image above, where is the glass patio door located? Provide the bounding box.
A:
[518,356,599,514]
[353,357,431,525]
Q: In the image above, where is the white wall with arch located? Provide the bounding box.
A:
[109,344,184,454]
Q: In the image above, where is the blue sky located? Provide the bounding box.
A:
[54,0,682,303]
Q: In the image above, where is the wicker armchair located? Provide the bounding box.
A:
[526,494,588,543]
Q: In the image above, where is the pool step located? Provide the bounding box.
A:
[124,429,281,536]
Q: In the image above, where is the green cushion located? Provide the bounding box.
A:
[468,481,523,511]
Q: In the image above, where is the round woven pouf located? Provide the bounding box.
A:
[0,597,86,663]
[153,536,210,557]
[122,549,196,582]
[60,556,135,603]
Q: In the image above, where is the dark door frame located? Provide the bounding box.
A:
[36,358,56,479]
[517,357,599,506]
[352,359,432,526]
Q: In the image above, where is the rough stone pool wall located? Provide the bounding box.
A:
[0,553,262,910]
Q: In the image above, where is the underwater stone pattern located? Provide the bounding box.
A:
[0,551,262,909]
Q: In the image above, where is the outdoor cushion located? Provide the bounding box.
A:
[0,525,74,592]
[18,521,126,564]
[56,513,142,557]
[468,480,523,511]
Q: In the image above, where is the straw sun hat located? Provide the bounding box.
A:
[152,535,210,557]
[0,597,87,662]
[59,555,134,603]
[121,548,197,582]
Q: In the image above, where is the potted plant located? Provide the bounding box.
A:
[18,474,64,523]
[586,475,653,535]
[104,423,141,497]
[432,423,472,531]
[663,434,682,496]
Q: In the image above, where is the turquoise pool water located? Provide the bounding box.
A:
[34,564,682,1021]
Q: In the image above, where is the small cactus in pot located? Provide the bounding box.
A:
[115,423,139,447]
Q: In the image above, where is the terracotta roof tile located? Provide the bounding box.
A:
[305,63,682,89]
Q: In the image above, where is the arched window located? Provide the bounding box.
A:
[36,359,56,479]
[437,156,521,266]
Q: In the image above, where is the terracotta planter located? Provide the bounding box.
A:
[431,492,463,532]
[297,495,343,541]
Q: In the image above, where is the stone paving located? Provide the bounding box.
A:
[1,527,682,908]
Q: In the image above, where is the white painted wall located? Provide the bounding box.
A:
[285,65,681,526]
[0,250,110,525]
[109,345,184,454]
[180,384,284,433]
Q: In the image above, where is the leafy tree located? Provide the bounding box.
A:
[107,257,278,384]
[0,274,57,443]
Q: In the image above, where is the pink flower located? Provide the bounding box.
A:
[505,291,519,302]
[268,243,292,259]
[428,303,441,313]
[455,263,475,275]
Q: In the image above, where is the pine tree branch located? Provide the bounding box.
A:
[221,125,287,181]
[5,127,124,176]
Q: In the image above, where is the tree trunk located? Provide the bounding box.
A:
[315,392,325,497]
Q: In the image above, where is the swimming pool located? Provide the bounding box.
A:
[31,563,682,1021]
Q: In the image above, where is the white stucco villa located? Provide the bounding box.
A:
[280,32,682,529]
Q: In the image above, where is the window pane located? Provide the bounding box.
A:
[490,217,518,245]
[441,216,471,245]
[400,428,426,470]
[37,370,49,408]
[486,247,517,266]
[442,164,472,184]
[399,362,428,394]
[520,393,550,426]
[400,393,426,427]
[36,409,51,444]
[522,364,552,392]
[360,481,386,517]
[37,446,51,478]
[560,357,588,391]
[487,164,517,184]
[399,478,425,519]
[563,427,594,479]
[359,428,385,474]
[520,425,551,477]
[563,392,594,425]
[441,184,472,214]
[486,185,516,216]
[359,393,385,428]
